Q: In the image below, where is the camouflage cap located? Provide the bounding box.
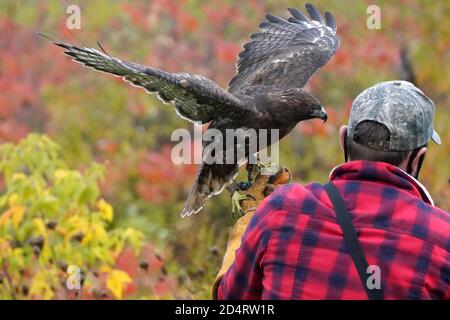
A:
[347,80,441,151]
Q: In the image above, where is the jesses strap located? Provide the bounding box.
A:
[323,182,384,300]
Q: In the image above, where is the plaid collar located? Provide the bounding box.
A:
[329,160,434,206]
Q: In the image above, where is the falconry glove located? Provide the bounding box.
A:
[212,167,291,299]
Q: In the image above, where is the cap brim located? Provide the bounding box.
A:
[431,130,441,145]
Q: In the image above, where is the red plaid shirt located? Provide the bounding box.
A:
[218,161,450,300]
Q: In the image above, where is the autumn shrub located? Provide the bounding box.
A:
[0,134,144,299]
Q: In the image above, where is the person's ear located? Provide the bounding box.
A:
[411,147,427,177]
[339,126,347,152]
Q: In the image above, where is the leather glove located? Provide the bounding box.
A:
[212,167,291,299]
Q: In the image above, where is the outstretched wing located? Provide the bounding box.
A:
[45,37,244,123]
[228,3,339,93]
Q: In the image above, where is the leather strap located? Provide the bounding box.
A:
[324,182,384,300]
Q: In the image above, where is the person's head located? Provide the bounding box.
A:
[339,81,441,179]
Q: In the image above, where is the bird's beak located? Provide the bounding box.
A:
[312,106,328,123]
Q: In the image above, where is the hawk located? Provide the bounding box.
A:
[42,3,340,217]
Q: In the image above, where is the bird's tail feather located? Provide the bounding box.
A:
[180,164,238,218]
[179,181,210,218]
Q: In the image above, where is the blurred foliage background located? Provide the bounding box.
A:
[0,0,448,299]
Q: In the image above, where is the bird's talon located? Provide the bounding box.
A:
[231,191,250,218]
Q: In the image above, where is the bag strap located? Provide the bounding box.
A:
[323,182,384,300]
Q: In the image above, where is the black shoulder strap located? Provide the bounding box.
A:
[323,182,384,300]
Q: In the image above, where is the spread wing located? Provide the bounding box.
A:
[228,3,339,93]
[44,37,244,123]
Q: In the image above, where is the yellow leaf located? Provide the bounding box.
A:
[54,169,69,181]
[0,206,25,228]
[106,269,132,300]
[97,198,113,222]
[0,208,13,227]
[33,218,47,239]
[123,228,144,254]
[0,239,12,258]
[8,193,19,206]
[113,241,125,258]
[11,173,27,181]
[94,224,107,241]
[11,206,25,229]
[0,206,25,229]
[81,230,92,245]
[29,271,54,300]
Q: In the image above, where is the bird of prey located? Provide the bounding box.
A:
[42,3,339,217]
